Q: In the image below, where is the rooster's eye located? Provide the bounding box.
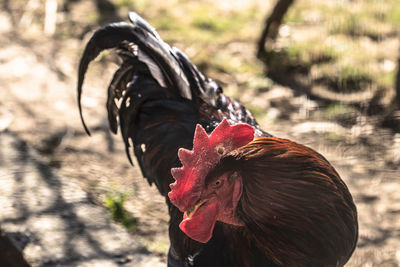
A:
[217,147,225,155]
[214,180,222,187]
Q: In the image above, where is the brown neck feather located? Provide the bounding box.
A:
[217,137,358,267]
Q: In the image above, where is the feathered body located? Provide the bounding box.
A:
[77,13,357,267]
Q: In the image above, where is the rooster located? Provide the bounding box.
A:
[77,12,358,267]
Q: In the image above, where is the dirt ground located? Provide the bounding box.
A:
[0,131,164,267]
[1,7,400,266]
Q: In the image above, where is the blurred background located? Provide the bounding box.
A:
[1,0,400,266]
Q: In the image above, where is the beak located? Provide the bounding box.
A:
[186,199,208,218]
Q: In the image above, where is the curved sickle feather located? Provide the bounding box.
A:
[77,22,137,135]
[77,15,193,135]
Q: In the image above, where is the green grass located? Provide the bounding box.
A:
[285,39,338,65]
[143,240,170,255]
[323,103,356,118]
[324,131,346,143]
[321,103,358,127]
[246,104,265,120]
[105,192,138,232]
[191,7,233,33]
[387,0,400,25]
[278,0,399,97]
[247,76,273,91]
[327,13,394,40]
[375,71,395,90]
[147,5,261,45]
[138,4,266,78]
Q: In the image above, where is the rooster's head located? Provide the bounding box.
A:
[167,119,254,243]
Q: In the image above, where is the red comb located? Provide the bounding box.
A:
[168,119,254,212]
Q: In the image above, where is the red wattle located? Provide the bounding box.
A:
[179,202,218,243]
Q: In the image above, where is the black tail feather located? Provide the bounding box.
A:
[106,61,136,134]
[77,13,195,135]
[172,48,206,99]
[128,12,163,41]
[77,22,136,135]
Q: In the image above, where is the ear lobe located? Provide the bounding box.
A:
[224,177,244,226]
[232,178,243,209]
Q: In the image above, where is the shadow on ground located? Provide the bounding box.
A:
[0,131,163,266]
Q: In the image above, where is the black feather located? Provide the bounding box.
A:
[106,60,135,134]
[78,18,194,135]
